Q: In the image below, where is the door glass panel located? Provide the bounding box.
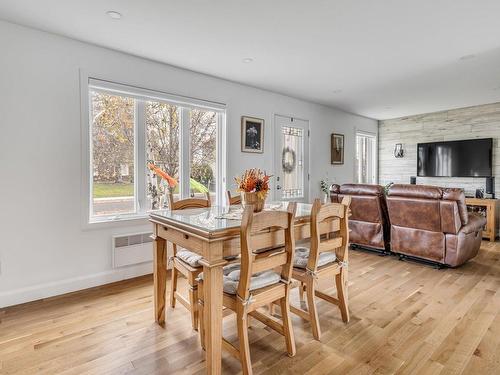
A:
[281,126,304,199]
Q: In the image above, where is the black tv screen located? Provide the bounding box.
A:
[417,138,492,177]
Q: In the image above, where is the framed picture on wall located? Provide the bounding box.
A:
[331,133,344,164]
[241,116,264,153]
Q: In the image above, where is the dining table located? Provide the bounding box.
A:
[149,202,340,374]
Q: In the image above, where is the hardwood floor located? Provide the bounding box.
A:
[1,242,499,375]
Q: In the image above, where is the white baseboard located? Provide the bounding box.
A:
[0,262,153,308]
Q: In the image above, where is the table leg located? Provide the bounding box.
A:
[154,236,167,325]
[203,261,224,374]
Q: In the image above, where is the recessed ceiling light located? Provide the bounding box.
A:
[332,89,342,94]
[242,57,254,63]
[106,11,122,20]
[459,54,475,61]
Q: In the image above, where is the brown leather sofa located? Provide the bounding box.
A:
[386,184,486,267]
[330,184,390,251]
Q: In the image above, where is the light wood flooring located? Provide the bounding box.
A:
[1,242,499,374]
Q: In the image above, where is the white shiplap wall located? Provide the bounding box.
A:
[378,102,500,197]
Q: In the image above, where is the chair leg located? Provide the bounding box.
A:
[306,279,321,341]
[336,271,350,323]
[188,282,199,331]
[280,294,296,357]
[236,306,253,375]
[298,281,305,302]
[198,295,205,350]
[170,267,178,308]
[268,303,275,316]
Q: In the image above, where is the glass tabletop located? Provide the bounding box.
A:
[150,201,312,234]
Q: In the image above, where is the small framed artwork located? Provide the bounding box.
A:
[241,116,264,153]
[331,133,344,164]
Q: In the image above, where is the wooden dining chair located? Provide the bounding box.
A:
[198,203,297,375]
[291,196,351,341]
[227,190,242,205]
[167,191,210,331]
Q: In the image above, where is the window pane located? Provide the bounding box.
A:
[146,101,180,209]
[190,109,217,201]
[281,126,304,199]
[91,91,135,217]
[355,134,375,184]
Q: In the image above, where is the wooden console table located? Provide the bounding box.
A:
[465,198,498,242]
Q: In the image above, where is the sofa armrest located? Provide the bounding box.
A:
[460,213,486,234]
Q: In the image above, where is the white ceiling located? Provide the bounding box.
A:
[2,0,500,120]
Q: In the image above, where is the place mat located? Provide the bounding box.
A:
[215,203,285,220]
[215,209,243,220]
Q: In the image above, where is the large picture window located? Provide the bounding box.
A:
[87,79,225,223]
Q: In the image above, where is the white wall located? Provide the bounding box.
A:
[379,102,500,196]
[0,21,377,307]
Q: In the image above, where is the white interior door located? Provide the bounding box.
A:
[274,115,309,202]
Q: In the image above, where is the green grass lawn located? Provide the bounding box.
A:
[93,183,134,198]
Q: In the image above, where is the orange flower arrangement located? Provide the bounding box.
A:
[147,163,178,188]
[235,168,272,200]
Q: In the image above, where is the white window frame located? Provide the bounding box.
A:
[354,129,378,184]
[80,72,226,228]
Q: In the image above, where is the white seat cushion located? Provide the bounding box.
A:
[198,263,281,295]
[176,249,202,267]
[293,246,336,269]
[176,249,239,268]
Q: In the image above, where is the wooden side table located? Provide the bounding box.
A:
[465,198,498,242]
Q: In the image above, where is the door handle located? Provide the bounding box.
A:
[276,185,282,190]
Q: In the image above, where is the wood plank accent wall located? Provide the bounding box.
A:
[378,102,500,198]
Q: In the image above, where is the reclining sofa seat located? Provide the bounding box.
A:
[330,183,390,251]
[386,184,486,267]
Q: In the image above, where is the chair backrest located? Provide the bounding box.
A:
[307,197,351,272]
[237,203,297,300]
[227,190,242,206]
[168,191,211,210]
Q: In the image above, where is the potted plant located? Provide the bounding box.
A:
[235,168,272,212]
[320,179,330,204]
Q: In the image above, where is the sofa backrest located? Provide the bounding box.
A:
[331,183,386,223]
[387,184,463,235]
[330,183,390,250]
[387,184,443,232]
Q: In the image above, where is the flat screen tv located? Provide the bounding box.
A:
[417,138,492,177]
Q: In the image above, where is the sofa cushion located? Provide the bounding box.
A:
[293,246,337,269]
